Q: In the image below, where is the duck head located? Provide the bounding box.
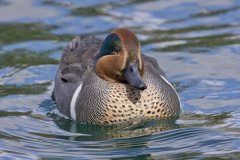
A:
[95,28,147,90]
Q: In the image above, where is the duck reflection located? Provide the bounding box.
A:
[48,110,179,141]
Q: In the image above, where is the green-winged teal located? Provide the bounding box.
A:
[53,28,181,124]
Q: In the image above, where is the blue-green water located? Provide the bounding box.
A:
[0,0,240,159]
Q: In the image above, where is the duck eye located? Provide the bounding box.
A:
[113,46,121,53]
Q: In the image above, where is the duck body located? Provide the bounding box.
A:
[53,28,180,124]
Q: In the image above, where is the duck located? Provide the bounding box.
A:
[53,28,181,124]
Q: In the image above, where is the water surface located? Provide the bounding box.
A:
[0,0,240,159]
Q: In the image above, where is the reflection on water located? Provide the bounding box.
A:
[0,0,240,159]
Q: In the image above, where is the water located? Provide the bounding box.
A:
[0,0,240,159]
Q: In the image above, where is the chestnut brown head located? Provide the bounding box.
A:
[95,28,146,90]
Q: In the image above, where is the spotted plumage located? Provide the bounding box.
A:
[53,28,181,124]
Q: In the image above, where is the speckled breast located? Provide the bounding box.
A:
[74,71,181,124]
[97,81,180,124]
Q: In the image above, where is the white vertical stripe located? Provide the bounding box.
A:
[160,76,182,109]
[70,83,83,120]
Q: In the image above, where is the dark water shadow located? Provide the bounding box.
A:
[39,99,179,141]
